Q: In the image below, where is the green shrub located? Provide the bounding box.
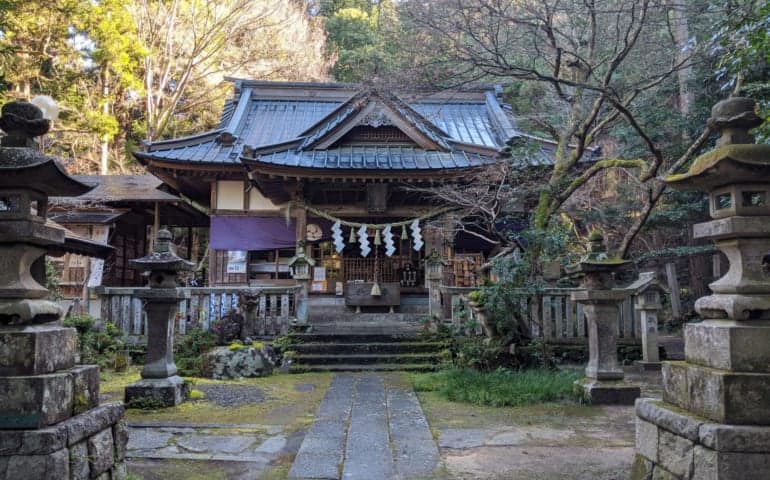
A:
[453,337,506,372]
[63,315,125,369]
[413,368,581,407]
[175,328,217,377]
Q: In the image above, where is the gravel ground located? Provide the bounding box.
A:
[197,384,266,407]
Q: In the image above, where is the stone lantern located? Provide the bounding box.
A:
[0,100,127,480]
[627,271,668,369]
[289,250,315,325]
[632,97,770,480]
[566,230,641,404]
[124,229,193,407]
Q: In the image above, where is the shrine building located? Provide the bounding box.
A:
[134,80,554,313]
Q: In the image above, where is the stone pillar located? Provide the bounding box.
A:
[632,97,770,480]
[567,231,641,404]
[124,229,193,407]
[424,250,446,319]
[628,271,667,371]
[0,100,127,480]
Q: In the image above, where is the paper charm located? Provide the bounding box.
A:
[358,224,371,257]
[331,221,345,253]
[383,224,396,257]
[410,219,423,251]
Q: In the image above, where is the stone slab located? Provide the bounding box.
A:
[386,387,439,478]
[438,429,488,449]
[176,434,254,454]
[662,361,770,424]
[87,428,114,476]
[693,445,770,480]
[69,440,89,480]
[125,375,189,408]
[64,403,124,447]
[635,398,704,442]
[0,371,73,428]
[699,423,770,453]
[0,447,69,480]
[341,375,394,480]
[254,435,286,455]
[126,429,173,451]
[575,379,640,405]
[0,423,67,455]
[685,320,770,372]
[658,428,694,478]
[0,325,76,375]
[635,418,659,463]
[71,365,99,415]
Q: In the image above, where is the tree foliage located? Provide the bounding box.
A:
[0,0,330,172]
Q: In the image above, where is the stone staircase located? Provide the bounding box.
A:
[288,332,448,373]
[287,295,447,373]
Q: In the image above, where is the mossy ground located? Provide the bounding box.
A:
[101,367,332,426]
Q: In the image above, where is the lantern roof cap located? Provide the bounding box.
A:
[129,228,194,272]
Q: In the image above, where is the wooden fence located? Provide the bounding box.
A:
[96,285,301,338]
[439,286,642,343]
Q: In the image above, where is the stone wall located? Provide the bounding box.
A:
[633,398,770,480]
[0,403,127,480]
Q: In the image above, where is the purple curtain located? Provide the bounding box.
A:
[210,216,296,251]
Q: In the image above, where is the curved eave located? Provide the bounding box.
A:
[240,156,497,180]
[141,130,224,152]
[133,151,246,172]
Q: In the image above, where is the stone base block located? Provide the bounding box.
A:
[0,299,62,325]
[0,403,126,480]
[0,365,100,429]
[684,320,770,372]
[662,361,770,424]
[574,378,640,405]
[0,372,72,429]
[633,398,770,480]
[125,375,189,408]
[636,360,662,371]
[0,325,77,375]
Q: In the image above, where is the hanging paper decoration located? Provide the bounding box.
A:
[411,219,423,251]
[331,221,345,253]
[383,225,396,257]
[358,224,371,257]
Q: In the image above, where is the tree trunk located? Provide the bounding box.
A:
[668,1,694,131]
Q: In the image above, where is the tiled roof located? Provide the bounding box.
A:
[252,146,496,170]
[50,174,180,205]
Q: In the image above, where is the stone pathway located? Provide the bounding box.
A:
[289,373,439,480]
[126,423,302,479]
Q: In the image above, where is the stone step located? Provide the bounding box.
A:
[290,341,447,355]
[289,363,439,373]
[293,353,442,366]
[291,332,427,343]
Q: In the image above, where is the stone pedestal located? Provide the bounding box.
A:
[567,232,640,405]
[124,229,193,408]
[0,100,126,479]
[632,97,770,479]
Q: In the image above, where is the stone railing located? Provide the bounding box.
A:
[95,285,302,338]
[439,286,642,343]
